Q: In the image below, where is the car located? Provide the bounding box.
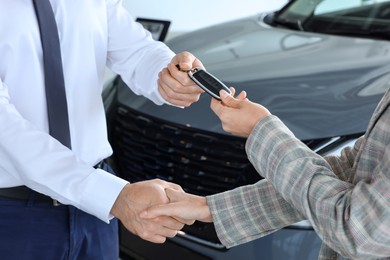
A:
[103,0,390,259]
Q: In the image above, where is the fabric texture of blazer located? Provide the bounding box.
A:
[207,88,390,260]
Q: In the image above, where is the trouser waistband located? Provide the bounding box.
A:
[0,186,57,204]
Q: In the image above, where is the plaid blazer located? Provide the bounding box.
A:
[207,88,390,259]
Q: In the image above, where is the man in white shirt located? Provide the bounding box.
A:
[0,1,203,259]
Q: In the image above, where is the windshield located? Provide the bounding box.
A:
[273,0,390,39]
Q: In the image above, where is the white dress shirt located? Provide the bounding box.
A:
[0,0,175,222]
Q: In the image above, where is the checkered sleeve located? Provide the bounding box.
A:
[206,179,304,248]
[324,137,364,182]
[246,115,390,259]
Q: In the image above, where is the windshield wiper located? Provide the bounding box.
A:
[272,17,305,31]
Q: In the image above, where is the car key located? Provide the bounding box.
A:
[188,68,231,100]
[176,65,231,100]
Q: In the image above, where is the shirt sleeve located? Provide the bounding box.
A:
[245,115,390,259]
[105,0,175,105]
[0,79,128,222]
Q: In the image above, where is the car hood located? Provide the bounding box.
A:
[118,13,390,140]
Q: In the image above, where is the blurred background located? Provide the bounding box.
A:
[122,0,288,39]
[103,0,288,80]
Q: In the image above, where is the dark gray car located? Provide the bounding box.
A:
[103,0,390,259]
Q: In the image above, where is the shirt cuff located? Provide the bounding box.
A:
[79,169,128,223]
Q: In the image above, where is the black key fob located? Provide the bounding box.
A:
[187,68,231,100]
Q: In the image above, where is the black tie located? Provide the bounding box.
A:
[32,0,72,149]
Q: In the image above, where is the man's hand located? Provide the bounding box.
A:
[158,51,205,107]
[110,179,191,243]
[141,188,213,223]
[210,87,271,137]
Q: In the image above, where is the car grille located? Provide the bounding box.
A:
[110,105,261,196]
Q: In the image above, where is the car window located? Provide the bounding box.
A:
[315,0,388,14]
[274,0,390,40]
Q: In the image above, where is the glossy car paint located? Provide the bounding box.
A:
[118,13,390,141]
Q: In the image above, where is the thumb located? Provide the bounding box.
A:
[171,52,198,71]
[220,90,241,108]
[140,203,174,219]
[140,189,183,219]
[165,188,183,203]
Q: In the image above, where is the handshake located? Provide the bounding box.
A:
[110,179,212,243]
[110,88,271,243]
